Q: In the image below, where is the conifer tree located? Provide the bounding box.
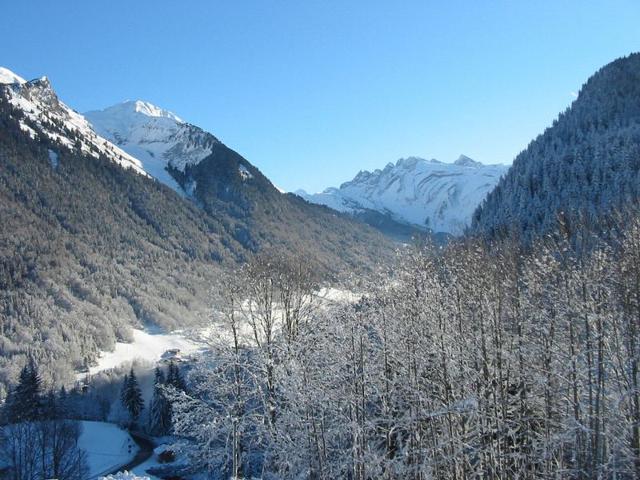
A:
[119,371,130,413]
[6,359,43,423]
[120,368,144,427]
[148,366,172,436]
[166,361,186,391]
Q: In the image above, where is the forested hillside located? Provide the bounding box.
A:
[0,81,393,396]
[473,53,640,241]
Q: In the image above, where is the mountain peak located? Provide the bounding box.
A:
[89,100,184,124]
[0,69,145,176]
[396,157,423,168]
[129,100,183,122]
[0,67,26,85]
[85,100,221,191]
[454,154,481,167]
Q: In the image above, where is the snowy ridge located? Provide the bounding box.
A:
[85,101,220,193]
[0,68,146,175]
[0,67,26,85]
[298,155,507,235]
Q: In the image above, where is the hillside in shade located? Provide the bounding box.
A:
[473,53,640,241]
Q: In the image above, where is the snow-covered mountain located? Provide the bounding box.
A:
[85,101,220,192]
[0,66,26,85]
[297,155,507,235]
[0,67,394,396]
[0,68,145,175]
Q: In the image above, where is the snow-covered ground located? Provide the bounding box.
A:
[84,288,358,377]
[84,329,205,377]
[318,286,362,305]
[130,458,161,480]
[101,473,150,480]
[129,444,173,480]
[79,421,138,478]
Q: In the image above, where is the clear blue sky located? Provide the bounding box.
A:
[2,1,639,192]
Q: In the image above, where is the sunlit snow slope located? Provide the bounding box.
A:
[85,101,220,193]
[298,155,507,235]
[0,68,146,175]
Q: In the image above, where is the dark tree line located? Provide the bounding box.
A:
[0,362,88,480]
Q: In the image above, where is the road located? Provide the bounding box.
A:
[102,432,155,478]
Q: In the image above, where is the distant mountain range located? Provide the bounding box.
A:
[297,155,506,235]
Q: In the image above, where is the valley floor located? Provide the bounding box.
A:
[81,329,206,378]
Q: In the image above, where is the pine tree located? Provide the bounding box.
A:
[148,366,172,436]
[6,359,43,423]
[120,368,144,428]
[57,385,69,418]
[119,372,130,413]
[166,361,186,391]
[42,390,59,420]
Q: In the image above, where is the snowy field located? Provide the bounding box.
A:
[84,329,205,377]
[79,421,138,478]
[101,473,150,480]
[85,288,358,377]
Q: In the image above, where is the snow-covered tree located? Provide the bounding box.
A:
[148,367,172,436]
[4,359,42,424]
[120,368,144,428]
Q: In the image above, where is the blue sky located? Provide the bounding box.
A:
[2,1,639,192]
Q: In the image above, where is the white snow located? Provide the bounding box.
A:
[129,100,183,122]
[0,67,26,84]
[297,155,508,235]
[18,120,37,139]
[85,100,219,194]
[1,72,146,175]
[79,421,138,478]
[85,288,356,376]
[86,328,205,377]
[100,473,150,480]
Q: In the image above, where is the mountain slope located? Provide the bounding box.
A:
[0,70,393,393]
[2,74,145,175]
[85,101,219,192]
[472,53,640,241]
[87,100,397,257]
[298,155,506,235]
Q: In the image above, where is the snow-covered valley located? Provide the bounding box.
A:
[82,287,359,379]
